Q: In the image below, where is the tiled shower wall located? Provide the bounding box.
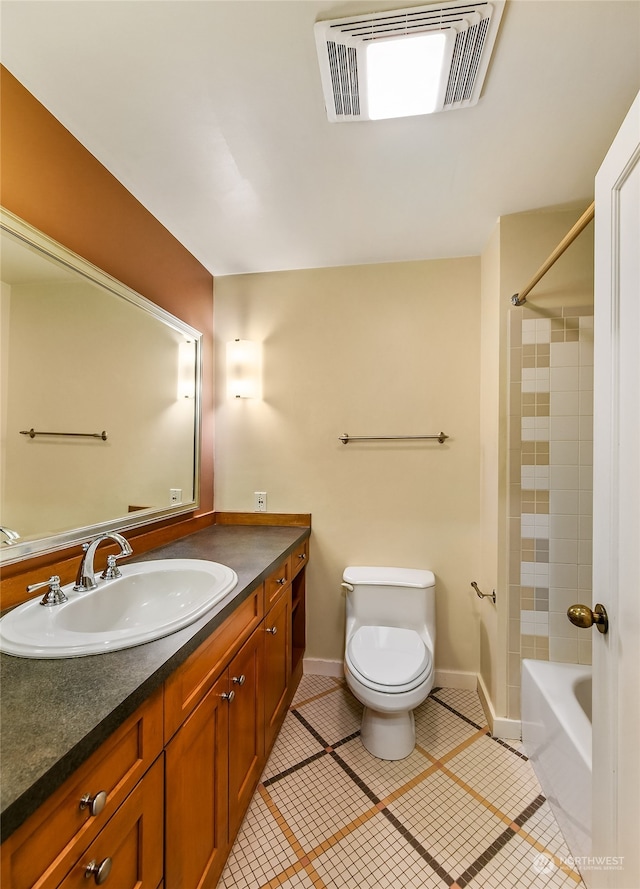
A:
[507,307,593,719]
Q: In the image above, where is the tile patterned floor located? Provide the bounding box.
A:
[219,675,585,889]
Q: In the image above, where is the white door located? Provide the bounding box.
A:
[592,91,640,889]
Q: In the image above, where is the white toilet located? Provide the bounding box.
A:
[343,566,436,761]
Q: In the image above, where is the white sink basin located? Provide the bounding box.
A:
[0,559,238,658]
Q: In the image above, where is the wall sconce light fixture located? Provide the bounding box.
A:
[177,339,196,399]
[226,339,262,399]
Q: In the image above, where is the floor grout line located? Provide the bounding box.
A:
[220,679,585,889]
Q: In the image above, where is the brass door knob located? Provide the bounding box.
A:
[567,603,608,634]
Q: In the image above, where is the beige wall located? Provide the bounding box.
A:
[214,258,481,674]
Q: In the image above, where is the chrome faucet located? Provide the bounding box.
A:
[74,532,133,592]
[0,525,20,545]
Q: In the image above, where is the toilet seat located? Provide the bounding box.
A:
[346,625,432,694]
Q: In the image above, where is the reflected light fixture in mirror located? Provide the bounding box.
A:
[177,338,196,399]
[226,339,262,399]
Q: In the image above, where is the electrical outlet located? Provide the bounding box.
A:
[254,491,267,512]
[170,488,182,505]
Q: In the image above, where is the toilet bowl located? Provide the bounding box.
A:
[343,566,436,761]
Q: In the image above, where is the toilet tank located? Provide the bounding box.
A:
[343,566,436,640]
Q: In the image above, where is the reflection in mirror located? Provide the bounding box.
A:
[0,210,202,564]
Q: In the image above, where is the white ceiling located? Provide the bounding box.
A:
[1,0,639,277]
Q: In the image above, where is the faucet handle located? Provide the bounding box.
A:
[101,554,125,580]
[27,575,68,607]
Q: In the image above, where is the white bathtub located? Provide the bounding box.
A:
[521,659,592,864]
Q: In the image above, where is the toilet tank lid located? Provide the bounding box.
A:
[343,567,435,588]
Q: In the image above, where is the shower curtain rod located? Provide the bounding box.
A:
[510,201,595,306]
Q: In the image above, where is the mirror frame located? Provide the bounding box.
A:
[0,208,202,565]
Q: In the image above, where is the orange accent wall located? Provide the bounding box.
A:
[0,66,214,518]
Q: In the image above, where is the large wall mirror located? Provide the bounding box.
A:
[0,209,202,565]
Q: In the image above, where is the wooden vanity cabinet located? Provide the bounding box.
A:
[228,628,265,837]
[0,687,163,889]
[165,672,230,889]
[290,540,307,683]
[165,637,267,889]
[264,585,292,752]
[164,553,306,889]
[58,757,163,889]
[2,539,308,889]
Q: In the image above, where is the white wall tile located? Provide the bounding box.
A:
[580,340,594,367]
[521,417,550,441]
[578,637,592,666]
[521,367,550,393]
[578,565,593,592]
[522,319,537,344]
[579,516,592,540]
[550,342,580,367]
[549,514,579,540]
[550,366,579,391]
[549,538,578,564]
[535,319,551,342]
[579,467,593,492]
[521,514,535,536]
[521,466,535,487]
[579,390,593,416]
[521,466,549,489]
[579,490,593,516]
[579,441,593,466]
[549,416,580,441]
[578,539,592,565]
[549,637,579,663]
[579,364,594,391]
[521,610,549,636]
[549,465,580,491]
[549,587,581,613]
[579,415,593,442]
[550,391,580,416]
[549,611,579,639]
[549,441,579,466]
[549,489,579,515]
[549,563,578,589]
[534,514,549,538]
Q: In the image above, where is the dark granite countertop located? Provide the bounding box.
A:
[0,522,310,840]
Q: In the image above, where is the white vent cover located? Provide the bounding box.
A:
[314,0,505,122]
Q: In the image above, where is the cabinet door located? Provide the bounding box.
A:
[228,630,265,837]
[165,673,230,889]
[59,757,163,889]
[264,588,292,752]
[1,688,163,889]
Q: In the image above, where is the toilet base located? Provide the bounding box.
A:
[360,707,416,760]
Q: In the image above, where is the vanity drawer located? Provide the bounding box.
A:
[1,687,163,889]
[58,756,163,889]
[164,585,263,740]
[264,558,291,610]
[290,539,309,579]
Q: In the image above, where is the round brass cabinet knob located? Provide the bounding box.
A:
[567,603,609,634]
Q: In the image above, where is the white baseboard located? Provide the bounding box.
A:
[476,673,521,740]
[303,657,343,678]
